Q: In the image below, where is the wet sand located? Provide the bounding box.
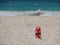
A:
[0,16,60,45]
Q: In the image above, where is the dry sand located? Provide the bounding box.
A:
[0,16,60,45]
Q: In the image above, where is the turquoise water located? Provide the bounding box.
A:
[0,1,60,11]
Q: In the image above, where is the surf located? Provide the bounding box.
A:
[0,9,60,16]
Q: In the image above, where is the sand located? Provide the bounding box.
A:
[0,16,60,45]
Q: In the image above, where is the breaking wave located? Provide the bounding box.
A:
[0,9,60,16]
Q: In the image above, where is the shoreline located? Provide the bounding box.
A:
[0,10,60,16]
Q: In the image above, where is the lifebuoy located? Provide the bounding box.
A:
[35,26,41,39]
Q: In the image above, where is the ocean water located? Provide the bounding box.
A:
[0,1,60,11]
[0,0,60,16]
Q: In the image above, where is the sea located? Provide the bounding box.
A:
[0,0,60,16]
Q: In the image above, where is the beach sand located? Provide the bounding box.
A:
[0,16,60,45]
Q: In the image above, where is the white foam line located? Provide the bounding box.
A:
[0,10,60,16]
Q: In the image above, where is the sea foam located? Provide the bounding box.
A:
[0,9,60,16]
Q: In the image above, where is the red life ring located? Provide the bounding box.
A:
[35,26,41,39]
